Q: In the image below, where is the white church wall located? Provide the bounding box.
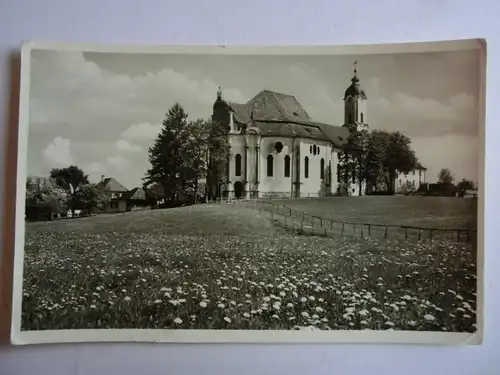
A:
[298,138,335,197]
[227,134,247,198]
[228,135,246,183]
[258,137,294,197]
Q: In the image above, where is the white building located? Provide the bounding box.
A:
[394,164,427,193]
[210,66,368,198]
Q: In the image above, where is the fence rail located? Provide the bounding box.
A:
[209,197,477,244]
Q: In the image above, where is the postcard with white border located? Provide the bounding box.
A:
[11,39,485,345]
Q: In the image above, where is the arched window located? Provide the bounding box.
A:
[284,155,291,178]
[328,160,332,186]
[313,145,317,155]
[320,158,325,179]
[304,157,309,179]
[309,145,313,154]
[317,147,320,154]
[235,154,242,176]
[360,112,364,123]
[267,155,274,177]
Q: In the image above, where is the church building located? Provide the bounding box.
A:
[211,64,368,199]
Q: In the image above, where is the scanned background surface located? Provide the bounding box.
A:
[0,0,498,374]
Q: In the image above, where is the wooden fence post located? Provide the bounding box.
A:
[341,223,345,236]
[405,227,408,240]
[429,229,433,242]
[457,230,460,242]
[384,225,388,240]
[368,224,371,236]
[330,220,333,229]
[320,217,323,226]
[324,227,327,237]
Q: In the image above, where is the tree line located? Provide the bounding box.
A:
[142,103,229,206]
[26,166,106,220]
[338,123,419,195]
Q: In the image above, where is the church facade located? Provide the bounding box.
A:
[210,66,369,199]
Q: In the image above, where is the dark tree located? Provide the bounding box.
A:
[457,178,474,191]
[383,132,418,194]
[338,123,370,195]
[50,165,89,216]
[438,168,455,184]
[143,103,189,205]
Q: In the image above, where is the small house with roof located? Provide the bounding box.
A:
[123,187,148,210]
[395,163,428,193]
[95,176,129,212]
[210,62,372,198]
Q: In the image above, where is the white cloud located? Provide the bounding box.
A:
[121,123,162,141]
[42,136,73,168]
[106,155,128,169]
[116,139,142,153]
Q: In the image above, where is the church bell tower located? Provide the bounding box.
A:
[343,61,368,130]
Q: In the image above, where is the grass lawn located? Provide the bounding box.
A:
[272,196,478,229]
[21,200,477,333]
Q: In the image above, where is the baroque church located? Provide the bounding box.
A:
[211,63,368,199]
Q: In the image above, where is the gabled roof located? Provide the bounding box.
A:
[96,177,128,193]
[123,187,147,200]
[221,90,349,147]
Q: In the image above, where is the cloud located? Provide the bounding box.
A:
[42,137,73,168]
[121,122,162,141]
[106,155,128,169]
[370,91,478,137]
[116,139,142,153]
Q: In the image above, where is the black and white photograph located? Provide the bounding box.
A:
[11,41,484,344]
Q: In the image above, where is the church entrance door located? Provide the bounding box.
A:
[234,181,244,199]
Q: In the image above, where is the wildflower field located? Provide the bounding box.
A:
[21,198,477,333]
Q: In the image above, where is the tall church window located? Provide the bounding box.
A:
[328,161,332,186]
[267,155,274,177]
[320,158,325,179]
[304,157,309,178]
[360,113,364,123]
[284,155,291,178]
[235,154,242,176]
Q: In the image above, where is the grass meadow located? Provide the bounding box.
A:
[21,197,478,333]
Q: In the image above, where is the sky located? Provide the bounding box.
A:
[27,48,480,189]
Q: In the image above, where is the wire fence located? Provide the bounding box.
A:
[209,197,477,244]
